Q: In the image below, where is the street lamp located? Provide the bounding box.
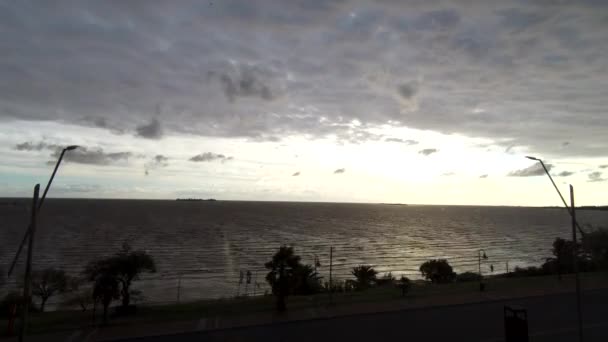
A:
[478,249,488,292]
[8,145,79,276]
[525,156,584,235]
[525,155,583,341]
[7,145,78,341]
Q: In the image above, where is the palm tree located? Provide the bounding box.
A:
[351,265,377,290]
[292,264,322,295]
[265,246,301,312]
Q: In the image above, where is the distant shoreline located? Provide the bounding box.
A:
[0,197,606,209]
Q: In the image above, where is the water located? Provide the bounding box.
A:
[1,199,607,305]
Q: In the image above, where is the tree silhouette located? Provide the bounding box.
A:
[85,243,156,309]
[351,265,378,290]
[28,268,74,312]
[92,272,120,325]
[265,246,301,312]
[419,259,456,284]
[398,275,411,297]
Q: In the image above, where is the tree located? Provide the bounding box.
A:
[84,243,156,309]
[545,238,582,279]
[351,265,378,290]
[292,264,322,295]
[419,259,456,284]
[28,268,74,312]
[92,273,120,325]
[265,246,301,312]
[63,289,94,312]
[583,228,608,270]
[398,275,411,297]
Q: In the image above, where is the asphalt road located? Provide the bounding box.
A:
[121,289,608,342]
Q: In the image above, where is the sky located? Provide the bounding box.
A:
[1,0,607,206]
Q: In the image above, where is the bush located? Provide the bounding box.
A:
[0,291,36,318]
[376,272,396,287]
[456,272,481,282]
[509,266,549,277]
[419,259,456,284]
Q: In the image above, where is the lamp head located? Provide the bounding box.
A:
[525,156,539,161]
[65,145,79,151]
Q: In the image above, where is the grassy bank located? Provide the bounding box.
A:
[2,271,607,336]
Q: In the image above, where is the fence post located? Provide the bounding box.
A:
[329,246,333,304]
[177,275,181,304]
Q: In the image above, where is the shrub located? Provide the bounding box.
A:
[456,272,481,282]
[419,259,456,284]
[376,272,396,287]
[0,291,36,319]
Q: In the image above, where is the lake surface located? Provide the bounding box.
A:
[1,199,607,305]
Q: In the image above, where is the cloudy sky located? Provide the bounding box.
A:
[1,0,607,205]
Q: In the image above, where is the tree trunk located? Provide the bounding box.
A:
[40,297,48,312]
[121,288,130,307]
[277,294,286,312]
[102,298,110,325]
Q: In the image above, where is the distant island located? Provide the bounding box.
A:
[578,206,608,211]
[542,205,608,211]
[176,198,217,202]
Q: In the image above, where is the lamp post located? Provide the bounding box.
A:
[478,249,488,292]
[525,156,584,236]
[525,156,583,342]
[7,145,78,341]
[8,145,78,277]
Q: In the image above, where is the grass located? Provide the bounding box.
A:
[2,271,607,336]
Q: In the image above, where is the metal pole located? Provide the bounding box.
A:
[177,275,181,304]
[19,184,40,342]
[478,251,482,291]
[329,246,333,304]
[9,148,73,277]
[570,185,583,342]
[538,160,585,236]
[38,149,66,210]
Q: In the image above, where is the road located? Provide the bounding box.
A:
[120,289,608,342]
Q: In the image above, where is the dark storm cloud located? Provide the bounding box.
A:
[508,163,553,177]
[418,148,438,156]
[333,168,345,174]
[292,172,300,176]
[557,171,574,177]
[588,171,607,182]
[1,1,608,158]
[135,118,163,139]
[189,152,233,163]
[599,165,608,169]
[50,147,132,165]
[385,138,418,145]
